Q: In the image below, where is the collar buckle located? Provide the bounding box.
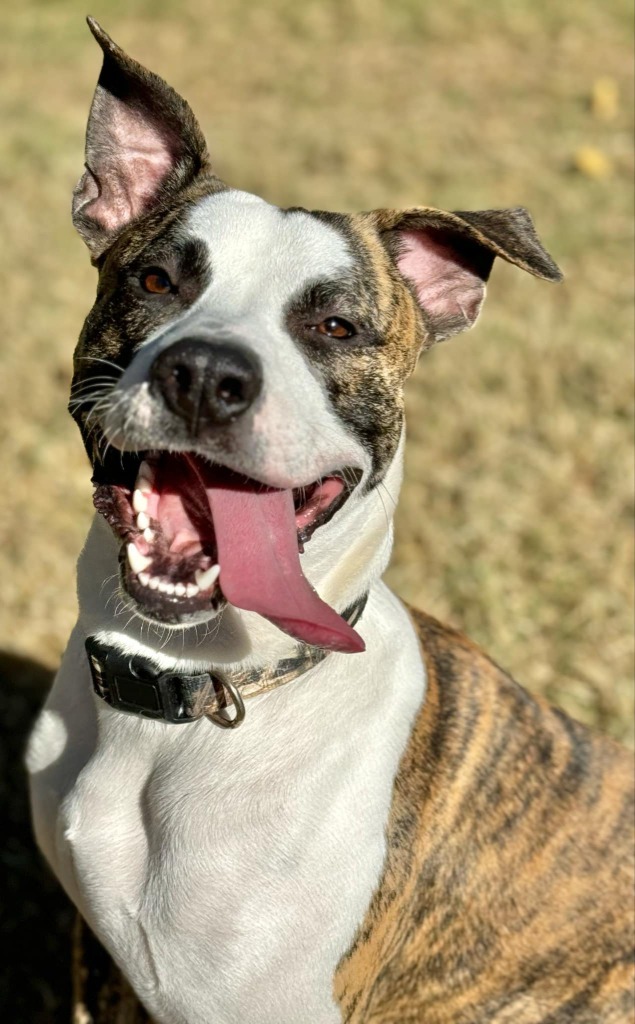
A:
[86,637,215,724]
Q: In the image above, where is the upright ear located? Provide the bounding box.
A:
[72,18,212,260]
[371,206,562,343]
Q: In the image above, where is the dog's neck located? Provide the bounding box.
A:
[75,437,404,678]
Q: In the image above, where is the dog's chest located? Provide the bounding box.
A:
[47,591,425,1024]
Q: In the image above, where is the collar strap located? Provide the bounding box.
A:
[85,594,368,730]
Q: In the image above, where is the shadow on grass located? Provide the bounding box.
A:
[0,652,73,1024]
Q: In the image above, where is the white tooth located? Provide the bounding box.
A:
[133,489,148,513]
[136,511,150,530]
[185,583,199,598]
[127,543,152,575]
[138,572,150,587]
[144,528,155,543]
[137,461,155,493]
[148,576,160,590]
[195,564,221,591]
[174,583,186,597]
[158,580,170,593]
[164,582,176,595]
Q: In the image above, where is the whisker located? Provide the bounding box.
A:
[100,572,120,596]
[377,479,397,509]
[374,485,391,533]
[76,356,124,374]
[70,375,119,390]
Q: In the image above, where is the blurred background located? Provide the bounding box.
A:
[0,0,633,1019]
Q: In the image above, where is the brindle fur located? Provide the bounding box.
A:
[71,608,634,1023]
[334,609,635,1024]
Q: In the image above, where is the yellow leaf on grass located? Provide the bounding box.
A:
[573,145,613,179]
[590,77,619,121]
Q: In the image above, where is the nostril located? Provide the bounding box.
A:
[171,364,192,393]
[217,376,245,406]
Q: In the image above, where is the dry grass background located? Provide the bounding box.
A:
[0,0,633,1017]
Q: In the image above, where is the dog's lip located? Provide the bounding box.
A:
[92,450,362,624]
[91,447,362,499]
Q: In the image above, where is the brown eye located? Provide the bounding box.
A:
[140,269,173,295]
[315,317,357,340]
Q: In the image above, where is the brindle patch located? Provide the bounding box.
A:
[71,174,226,465]
[280,203,562,488]
[334,608,635,1024]
[283,209,425,488]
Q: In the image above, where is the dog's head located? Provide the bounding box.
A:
[71,19,561,651]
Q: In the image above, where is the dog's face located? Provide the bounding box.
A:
[71,21,561,649]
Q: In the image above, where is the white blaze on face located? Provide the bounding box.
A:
[177,189,368,485]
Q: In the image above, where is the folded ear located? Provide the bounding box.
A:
[72,18,212,260]
[371,206,562,343]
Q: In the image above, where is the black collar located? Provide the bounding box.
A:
[85,593,368,730]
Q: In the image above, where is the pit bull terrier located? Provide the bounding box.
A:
[27,18,634,1024]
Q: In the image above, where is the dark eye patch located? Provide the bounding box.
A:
[75,234,213,396]
[123,237,211,307]
[285,278,382,349]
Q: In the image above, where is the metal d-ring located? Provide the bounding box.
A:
[206,676,246,729]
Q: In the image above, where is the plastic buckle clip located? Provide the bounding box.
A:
[85,637,213,724]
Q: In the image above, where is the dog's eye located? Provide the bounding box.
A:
[140,269,174,295]
[315,317,357,340]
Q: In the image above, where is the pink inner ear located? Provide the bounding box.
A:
[87,107,176,233]
[397,229,486,337]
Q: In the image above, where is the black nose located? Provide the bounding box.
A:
[150,339,263,431]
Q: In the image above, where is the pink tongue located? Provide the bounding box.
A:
[205,483,365,654]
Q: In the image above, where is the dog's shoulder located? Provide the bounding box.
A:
[407,603,634,805]
[335,605,635,1023]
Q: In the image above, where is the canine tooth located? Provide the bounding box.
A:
[138,572,150,587]
[136,511,150,530]
[137,461,155,492]
[174,583,186,597]
[144,528,155,543]
[132,489,148,513]
[127,543,152,575]
[185,583,199,598]
[195,564,221,591]
[148,576,160,590]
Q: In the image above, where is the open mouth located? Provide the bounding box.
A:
[92,450,364,652]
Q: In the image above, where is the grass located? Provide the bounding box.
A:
[0,1,632,1018]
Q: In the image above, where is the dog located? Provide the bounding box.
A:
[27,18,634,1024]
